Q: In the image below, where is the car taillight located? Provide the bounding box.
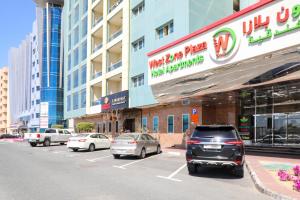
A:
[187,139,201,145]
[225,140,243,146]
[78,139,86,142]
[37,134,40,138]
[111,140,116,144]
[128,140,137,144]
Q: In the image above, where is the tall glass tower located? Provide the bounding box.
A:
[34,0,64,128]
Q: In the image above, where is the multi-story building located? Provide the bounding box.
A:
[8,34,32,131]
[0,67,9,133]
[34,0,65,129]
[143,0,300,148]
[28,20,41,132]
[129,0,237,133]
[63,0,88,126]
[64,0,130,134]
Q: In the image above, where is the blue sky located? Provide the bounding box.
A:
[0,1,36,68]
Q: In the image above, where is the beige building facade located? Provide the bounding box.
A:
[0,67,10,133]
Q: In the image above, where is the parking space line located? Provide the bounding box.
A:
[86,155,112,162]
[113,155,160,169]
[157,164,187,182]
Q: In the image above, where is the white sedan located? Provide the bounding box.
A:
[67,133,111,152]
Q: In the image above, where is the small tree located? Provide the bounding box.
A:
[51,124,64,129]
[76,122,94,133]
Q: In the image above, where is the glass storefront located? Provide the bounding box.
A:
[240,81,300,145]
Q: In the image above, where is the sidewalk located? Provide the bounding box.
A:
[246,155,300,200]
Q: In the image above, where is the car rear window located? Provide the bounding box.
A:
[117,134,139,140]
[44,129,56,133]
[192,126,238,139]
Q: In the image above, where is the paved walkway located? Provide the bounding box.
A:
[246,155,300,200]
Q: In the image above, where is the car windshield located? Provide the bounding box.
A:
[192,126,238,139]
[116,134,139,140]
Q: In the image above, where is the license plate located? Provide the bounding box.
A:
[203,144,221,149]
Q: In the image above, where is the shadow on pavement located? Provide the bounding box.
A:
[190,166,242,179]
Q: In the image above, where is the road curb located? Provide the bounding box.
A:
[245,161,295,200]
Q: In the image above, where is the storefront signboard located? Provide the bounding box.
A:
[101,90,129,112]
[148,0,300,85]
[40,102,49,129]
[238,115,252,140]
[191,108,199,124]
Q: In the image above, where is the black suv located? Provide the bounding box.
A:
[186,125,245,177]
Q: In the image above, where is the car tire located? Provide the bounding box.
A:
[72,148,78,152]
[234,165,244,178]
[113,154,120,159]
[60,142,65,145]
[88,144,95,152]
[43,139,50,147]
[139,148,146,159]
[187,163,197,175]
[30,142,37,147]
[156,145,161,154]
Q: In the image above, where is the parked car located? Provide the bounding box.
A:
[186,125,245,178]
[256,134,286,144]
[0,134,20,139]
[27,128,73,147]
[67,133,111,152]
[110,133,161,159]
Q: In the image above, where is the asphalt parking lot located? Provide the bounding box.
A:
[0,141,270,200]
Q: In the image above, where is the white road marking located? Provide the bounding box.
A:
[113,154,160,169]
[86,155,112,162]
[167,152,181,156]
[157,163,187,182]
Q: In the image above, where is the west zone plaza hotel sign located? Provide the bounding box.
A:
[147,0,300,85]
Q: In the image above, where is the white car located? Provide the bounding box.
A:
[67,133,111,152]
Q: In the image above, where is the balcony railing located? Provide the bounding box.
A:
[91,99,101,106]
[108,0,123,13]
[91,71,102,80]
[108,29,122,42]
[93,16,103,27]
[93,43,103,53]
[107,60,122,72]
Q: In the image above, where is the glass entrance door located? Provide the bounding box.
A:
[273,114,287,144]
[255,114,272,144]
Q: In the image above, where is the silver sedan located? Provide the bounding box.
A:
[110,133,161,159]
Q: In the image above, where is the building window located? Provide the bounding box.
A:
[68,54,72,70]
[116,121,119,133]
[142,117,147,131]
[68,0,72,11]
[81,41,87,61]
[182,114,189,133]
[73,70,79,88]
[153,116,159,133]
[156,20,174,39]
[81,89,86,108]
[132,74,144,88]
[82,17,87,37]
[73,92,79,110]
[81,64,86,84]
[74,26,79,45]
[83,0,88,13]
[36,72,39,78]
[132,37,144,52]
[74,5,79,23]
[74,48,79,66]
[36,100,40,104]
[132,1,144,16]
[67,95,71,111]
[32,87,35,93]
[68,14,72,30]
[167,115,174,133]
[32,101,34,106]
[36,86,40,91]
[68,34,72,51]
[67,74,71,91]
[109,122,112,132]
[36,113,40,118]
[32,74,35,80]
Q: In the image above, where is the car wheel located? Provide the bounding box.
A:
[88,144,95,152]
[113,154,120,159]
[60,142,65,145]
[43,139,50,147]
[234,165,244,178]
[139,148,146,159]
[187,163,197,175]
[72,148,78,152]
[30,142,37,147]
[156,145,161,154]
